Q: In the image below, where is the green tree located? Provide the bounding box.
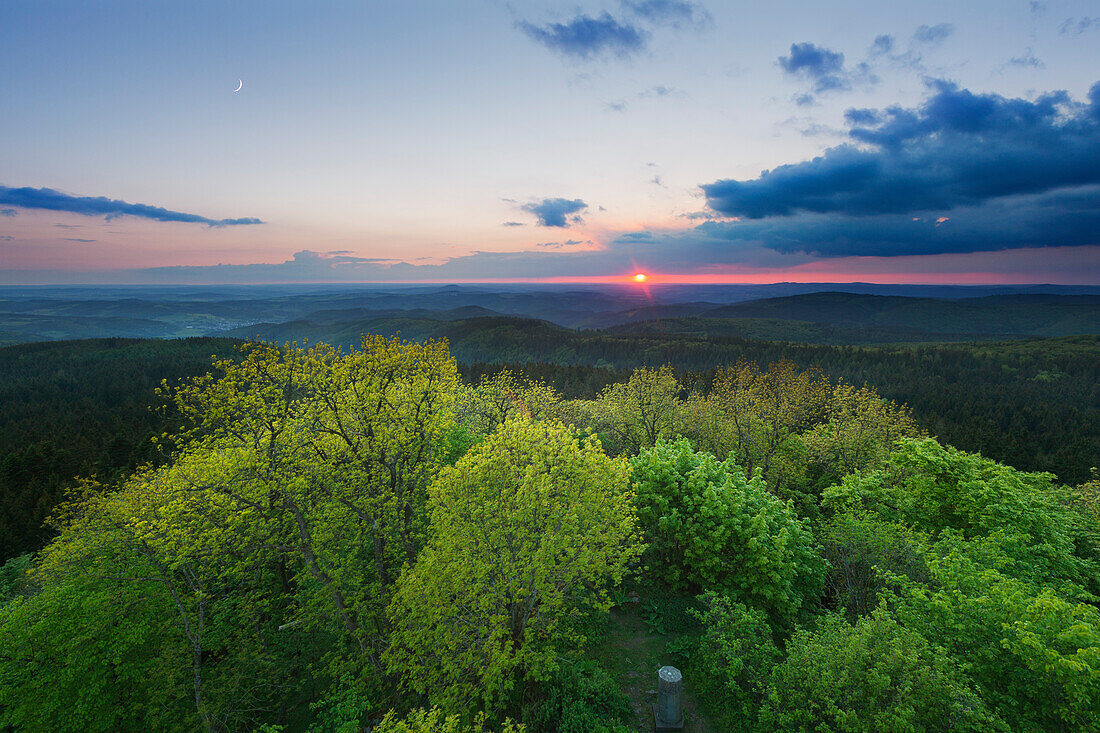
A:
[691,592,779,731]
[897,551,1100,732]
[1,336,463,731]
[803,381,923,485]
[385,418,643,714]
[458,369,564,438]
[824,438,1099,593]
[630,438,824,623]
[591,365,684,454]
[707,360,830,488]
[759,606,1008,733]
[819,512,929,618]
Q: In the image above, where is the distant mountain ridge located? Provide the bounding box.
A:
[1,287,1097,346]
[698,292,1100,337]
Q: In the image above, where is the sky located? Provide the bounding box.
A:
[1,0,1098,285]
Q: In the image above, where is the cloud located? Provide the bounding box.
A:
[522,198,589,227]
[702,79,1100,219]
[0,208,16,217]
[1059,17,1098,36]
[0,235,12,241]
[639,84,683,98]
[694,187,1100,257]
[518,13,647,59]
[778,43,846,91]
[0,186,262,226]
[777,42,875,101]
[869,34,894,56]
[502,221,526,227]
[63,238,97,243]
[911,23,953,46]
[866,24,954,73]
[534,239,593,249]
[604,99,629,112]
[619,0,711,28]
[1003,48,1044,70]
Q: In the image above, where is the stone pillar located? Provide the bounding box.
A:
[654,665,684,729]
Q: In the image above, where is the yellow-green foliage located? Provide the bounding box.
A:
[458,369,564,438]
[1,336,463,732]
[802,381,923,481]
[385,417,644,713]
[706,359,830,486]
[590,365,684,454]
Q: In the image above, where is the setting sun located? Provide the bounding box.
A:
[633,273,647,282]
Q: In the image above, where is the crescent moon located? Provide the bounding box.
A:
[233,79,243,92]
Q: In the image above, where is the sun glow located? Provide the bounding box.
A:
[633,273,647,282]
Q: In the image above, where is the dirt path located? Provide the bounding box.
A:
[595,605,719,733]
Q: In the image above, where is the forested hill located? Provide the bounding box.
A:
[2,332,1098,563]
[4,288,1100,345]
[700,292,1100,337]
[0,338,241,560]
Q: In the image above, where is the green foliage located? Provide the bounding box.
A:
[691,593,779,731]
[590,365,684,454]
[0,553,33,603]
[1,335,462,731]
[819,513,929,617]
[523,660,633,733]
[630,437,825,622]
[0,564,195,732]
[897,552,1100,732]
[385,417,644,714]
[759,607,1008,733]
[802,381,923,486]
[458,369,564,438]
[0,337,242,561]
[372,707,524,733]
[824,438,1099,593]
[3,332,1098,730]
[705,359,830,490]
[637,589,702,637]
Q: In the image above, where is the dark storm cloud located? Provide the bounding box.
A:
[0,186,263,226]
[522,198,589,227]
[702,80,1100,219]
[517,13,647,59]
[695,187,1100,257]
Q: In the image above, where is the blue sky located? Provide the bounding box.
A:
[1,0,1098,283]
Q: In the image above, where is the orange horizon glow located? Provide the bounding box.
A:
[633,273,647,282]
[128,272,1072,286]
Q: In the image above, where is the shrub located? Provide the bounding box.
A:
[523,661,633,733]
[631,437,825,622]
[759,607,1008,732]
[691,593,779,730]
